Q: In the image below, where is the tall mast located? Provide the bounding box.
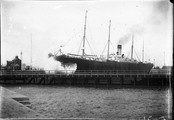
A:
[82,10,88,57]
[107,20,111,60]
[0,33,2,70]
[20,51,23,70]
[30,33,32,70]
[142,39,144,62]
[131,33,134,60]
[164,52,165,66]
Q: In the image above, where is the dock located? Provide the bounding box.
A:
[1,87,32,108]
[0,70,172,88]
[0,87,45,118]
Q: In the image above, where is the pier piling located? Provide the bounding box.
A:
[0,70,172,88]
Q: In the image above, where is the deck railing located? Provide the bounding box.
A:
[0,70,150,75]
[0,69,172,75]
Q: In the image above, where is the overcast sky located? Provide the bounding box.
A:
[1,0,173,69]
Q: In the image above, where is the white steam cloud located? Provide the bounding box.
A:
[44,56,77,74]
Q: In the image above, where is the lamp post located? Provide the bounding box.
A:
[21,51,23,70]
[153,59,155,68]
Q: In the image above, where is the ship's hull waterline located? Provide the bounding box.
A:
[55,55,153,72]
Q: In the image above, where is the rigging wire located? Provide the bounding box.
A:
[134,48,141,62]
[86,37,96,55]
[58,23,83,55]
[110,41,117,53]
[87,20,97,55]
[126,51,130,58]
[62,38,72,47]
[65,26,84,54]
[100,40,117,56]
[101,42,108,56]
[61,23,80,47]
[77,38,83,55]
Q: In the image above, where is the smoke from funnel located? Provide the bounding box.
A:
[118,25,145,45]
[118,33,131,45]
[130,25,145,35]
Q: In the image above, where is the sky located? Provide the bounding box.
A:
[1,0,173,69]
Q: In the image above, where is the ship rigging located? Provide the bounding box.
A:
[49,11,153,72]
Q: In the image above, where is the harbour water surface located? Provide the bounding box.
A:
[5,85,171,119]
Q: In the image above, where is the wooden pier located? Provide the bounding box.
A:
[0,70,172,88]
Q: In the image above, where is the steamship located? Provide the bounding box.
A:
[50,11,153,72]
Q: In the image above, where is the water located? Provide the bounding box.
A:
[5,85,171,119]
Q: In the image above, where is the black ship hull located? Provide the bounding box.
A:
[54,55,153,72]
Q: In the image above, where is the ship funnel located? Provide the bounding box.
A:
[117,45,122,55]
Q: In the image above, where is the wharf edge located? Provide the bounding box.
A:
[0,70,172,88]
